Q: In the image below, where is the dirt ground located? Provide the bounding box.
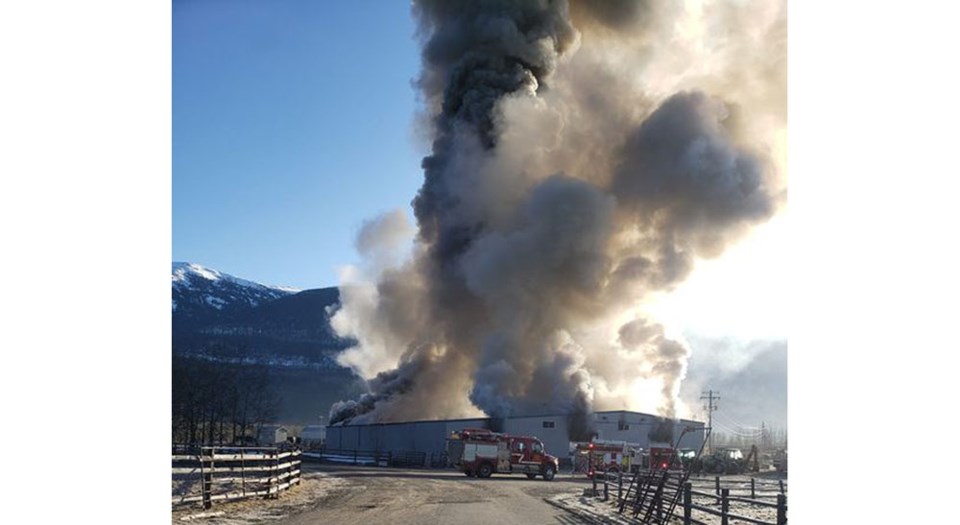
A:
[171,469,348,524]
[172,464,786,525]
[173,463,592,524]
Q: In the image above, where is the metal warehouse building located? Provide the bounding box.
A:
[325,410,705,464]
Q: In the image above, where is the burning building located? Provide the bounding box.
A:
[328,1,786,428]
[324,411,705,466]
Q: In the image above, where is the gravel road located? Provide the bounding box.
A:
[280,463,593,525]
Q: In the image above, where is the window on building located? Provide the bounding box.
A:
[618,420,630,431]
[542,421,555,429]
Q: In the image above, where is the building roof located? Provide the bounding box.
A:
[332,416,489,428]
[594,410,704,425]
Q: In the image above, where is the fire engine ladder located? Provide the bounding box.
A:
[619,465,666,520]
[617,468,645,513]
[617,426,712,524]
[618,454,665,515]
[658,426,713,523]
[620,430,682,520]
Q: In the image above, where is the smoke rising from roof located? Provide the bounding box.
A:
[329,0,786,426]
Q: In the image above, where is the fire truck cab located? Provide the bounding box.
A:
[447,428,559,481]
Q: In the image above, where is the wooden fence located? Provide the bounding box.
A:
[172,446,301,509]
[593,471,787,525]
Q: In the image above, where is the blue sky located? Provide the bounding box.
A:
[174,0,424,289]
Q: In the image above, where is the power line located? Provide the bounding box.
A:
[714,412,763,430]
[711,419,762,433]
[711,421,763,437]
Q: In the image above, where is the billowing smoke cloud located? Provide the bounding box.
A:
[329,0,786,426]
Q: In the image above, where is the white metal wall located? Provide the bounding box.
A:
[594,411,706,450]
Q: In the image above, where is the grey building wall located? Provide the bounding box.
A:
[301,425,326,443]
[502,415,570,458]
[324,411,705,461]
[325,418,488,456]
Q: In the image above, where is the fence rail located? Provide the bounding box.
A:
[172,446,301,509]
[592,471,787,525]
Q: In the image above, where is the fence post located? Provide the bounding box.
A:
[683,482,692,525]
[241,450,246,497]
[721,488,730,525]
[779,479,785,494]
[751,477,755,499]
[603,475,609,501]
[656,483,664,521]
[268,449,277,499]
[592,473,597,496]
[715,475,721,497]
[777,494,787,525]
[618,471,623,502]
[286,450,292,490]
[201,449,212,510]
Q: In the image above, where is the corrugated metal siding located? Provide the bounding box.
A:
[503,416,570,459]
[325,418,489,456]
[324,412,705,460]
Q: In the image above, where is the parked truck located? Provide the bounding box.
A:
[447,428,559,480]
[647,443,682,471]
[571,439,641,477]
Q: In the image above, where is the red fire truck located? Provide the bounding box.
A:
[447,428,559,480]
[572,440,641,477]
[647,444,681,470]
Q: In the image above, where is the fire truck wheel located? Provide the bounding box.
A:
[477,463,493,478]
[542,464,556,481]
[525,473,537,479]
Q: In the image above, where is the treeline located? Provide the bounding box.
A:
[711,426,788,451]
[172,355,280,445]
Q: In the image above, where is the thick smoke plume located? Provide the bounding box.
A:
[330,0,786,426]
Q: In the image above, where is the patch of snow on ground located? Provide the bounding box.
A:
[547,475,787,525]
[171,471,348,525]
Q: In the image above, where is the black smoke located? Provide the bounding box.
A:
[648,417,675,444]
[329,0,786,425]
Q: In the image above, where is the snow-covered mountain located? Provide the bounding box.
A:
[172,262,298,315]
[171,262,361,424]
[172,261,349,365]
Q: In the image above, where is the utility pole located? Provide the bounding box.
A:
[700,390,720,454]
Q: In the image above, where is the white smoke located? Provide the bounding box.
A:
[329,0,786,425]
